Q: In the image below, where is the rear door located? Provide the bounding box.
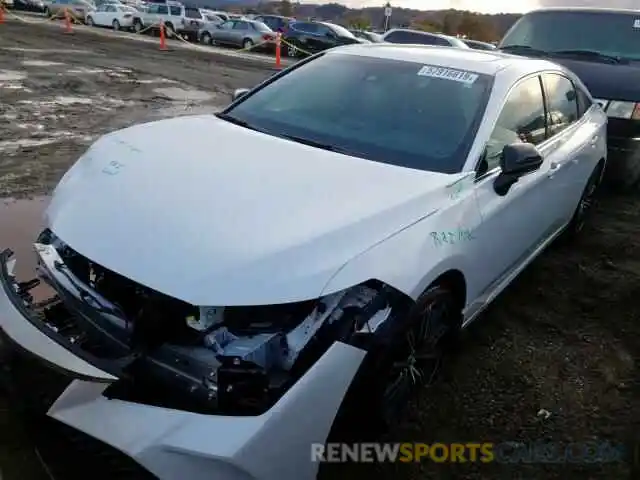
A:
[213,20,235,44]
[229,20,250,46]
[93,4,107,25]
[540,72,604,223]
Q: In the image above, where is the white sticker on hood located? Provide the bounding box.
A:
[417,65,478,84]
[634,19,640,28]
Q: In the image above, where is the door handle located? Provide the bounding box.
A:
[590,135,598,147]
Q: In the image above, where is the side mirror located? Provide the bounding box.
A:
[493,142,543,195]
[232,88,250,101]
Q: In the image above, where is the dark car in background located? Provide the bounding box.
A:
[462,38,496,50]
[283,20,365,57]
[13,0,46,12]
[253,14,294,33]
[499,7,640,189]
[381,28,469,49]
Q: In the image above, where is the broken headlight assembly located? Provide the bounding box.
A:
[27,230,408,416]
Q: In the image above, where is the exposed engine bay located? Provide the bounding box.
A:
[22,229,396,415]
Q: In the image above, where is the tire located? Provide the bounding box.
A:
[133,19,143,33]
[242,38,254,50]
[329,283,462,441]
[112,19,120,31]
[200,32,212,45]
[164,22,174,37]
[86,15,94,26]
[43,6,50,17]
[563,162,603,240]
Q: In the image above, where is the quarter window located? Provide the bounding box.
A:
[576,86,593,118]
[542,73,578,137]
[484,76,546,172]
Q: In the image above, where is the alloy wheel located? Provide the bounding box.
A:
[380,292,453,425]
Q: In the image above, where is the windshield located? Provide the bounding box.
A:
[222,53,493,174]
[327,23,356,39]
[500,10,640,61]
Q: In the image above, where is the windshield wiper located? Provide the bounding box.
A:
[215,112,268,133]
[550,49,623,64]
[279,133,346,153]
[500,45,550,57]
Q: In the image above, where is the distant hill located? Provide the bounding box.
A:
[190,1,521,40]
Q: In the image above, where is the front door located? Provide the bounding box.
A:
[468,75,559,303]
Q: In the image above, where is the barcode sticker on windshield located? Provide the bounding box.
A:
[417,65,478,84]
[634,19,640,28]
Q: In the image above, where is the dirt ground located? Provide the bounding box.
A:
[1,16,639,480]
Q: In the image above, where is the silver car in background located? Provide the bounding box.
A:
[199,18,276,51]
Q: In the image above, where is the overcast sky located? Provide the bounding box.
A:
[303,1,638,14]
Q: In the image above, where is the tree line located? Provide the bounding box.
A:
[236,1,521,42]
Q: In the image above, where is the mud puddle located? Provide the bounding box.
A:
[0,196,48,281]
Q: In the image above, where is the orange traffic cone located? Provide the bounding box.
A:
[64,8,73,34]
[275,33,281,68]
[0,5,5,24]
[159,21,168,51]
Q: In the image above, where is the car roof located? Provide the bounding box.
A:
[330,43,563,77]
[527,7,640,15]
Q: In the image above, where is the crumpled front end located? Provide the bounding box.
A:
[0,228,411,480]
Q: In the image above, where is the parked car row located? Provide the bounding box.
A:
[27,1,500,58]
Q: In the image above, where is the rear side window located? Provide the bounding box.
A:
[484,76,546,171]
[292,22,317,33]
[254,22,271,32]
[500,10,640,61]
[157,5,167,15]
[542,73,578,137]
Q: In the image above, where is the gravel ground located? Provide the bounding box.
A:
[1,16,639,480]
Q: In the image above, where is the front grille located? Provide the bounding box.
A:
[0,337,157,480]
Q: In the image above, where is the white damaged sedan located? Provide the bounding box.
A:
[0,45,607,479]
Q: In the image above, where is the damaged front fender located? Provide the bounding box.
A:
[0,249,118,382]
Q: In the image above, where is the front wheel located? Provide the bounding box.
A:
[328,284,461,441]
[133,19,143,33]
[112,19,120,31]
[376,285,460,428]
[242,38,254,50]
[86,16,94,26]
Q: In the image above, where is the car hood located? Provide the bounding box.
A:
[546,57,640,102]
[46,114,458,306]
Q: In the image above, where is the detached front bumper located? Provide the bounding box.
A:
[0,248,366,480]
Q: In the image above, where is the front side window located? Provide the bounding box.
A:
[500,10,640,61]
[221,53,493,174]
[169,6,181,16]
[484,76,546,172]
[542,73,578,137]
[157,6,167,15]
[233,21,248,30]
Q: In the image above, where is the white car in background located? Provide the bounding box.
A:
[86,2,136,29]
[0,46,607,480]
